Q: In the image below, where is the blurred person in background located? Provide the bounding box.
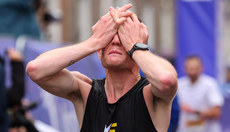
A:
[177,55,224,132]
[0,0,61,41]
[6,48,25,112]
[0,56,8,132]
[36,0,62,41]
[0,0,41,39]
[0,48,38,132]
[6,48,38,132]
[26,4,178,132]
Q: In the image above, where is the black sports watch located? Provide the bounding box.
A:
[128,43,149,59]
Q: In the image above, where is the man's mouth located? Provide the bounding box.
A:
[108,50,122,55]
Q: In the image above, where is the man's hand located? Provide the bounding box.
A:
[180,104,195,114]
[7,48,23,61]
[92,4,132,49]
[115,13,149,52]
[109,4,133,26]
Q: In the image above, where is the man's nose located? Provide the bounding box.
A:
[111,34,121,46]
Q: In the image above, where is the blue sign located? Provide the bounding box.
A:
[176,0,217,78]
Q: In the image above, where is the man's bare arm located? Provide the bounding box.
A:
[26,38,99,101]
[134,52,177,101]
[199,106,221,119]
[114,13,177,103]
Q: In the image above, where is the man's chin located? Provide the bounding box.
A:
[102,61,123,69]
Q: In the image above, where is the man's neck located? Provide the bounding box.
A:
[105,69,140,103]
[189,75,200,84]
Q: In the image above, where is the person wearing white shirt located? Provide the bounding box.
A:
[177,55,224,132]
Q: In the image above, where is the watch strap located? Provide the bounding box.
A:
[128,46,136,58]
[128,43,149,59]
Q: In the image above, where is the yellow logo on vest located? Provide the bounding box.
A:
[104,123,117,132]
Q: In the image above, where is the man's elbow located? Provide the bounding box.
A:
[159,72,178,93]
[26,61,43,82]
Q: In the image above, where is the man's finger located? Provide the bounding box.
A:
[116,17,126,25]
[130,13,140,23]
[109,7,120,23]
[119,4,132,12]
[126,17,132,22]
[141,23,148,32]
[120,11,133,18]
[113,20,120,30]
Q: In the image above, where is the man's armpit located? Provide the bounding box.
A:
[67,89,83,101]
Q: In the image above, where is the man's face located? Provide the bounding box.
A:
[185,58,203,81]
[98,34,135,70]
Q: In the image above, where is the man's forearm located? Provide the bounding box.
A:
[132,50,178,101]
[198,106,221,119]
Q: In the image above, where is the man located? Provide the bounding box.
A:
[177,55,224,132]
[26,4,177,132]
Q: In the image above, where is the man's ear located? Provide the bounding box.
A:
[98,49,102,60]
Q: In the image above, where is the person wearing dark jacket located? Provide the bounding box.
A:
[0,57,8,132]
[2,48,38,132]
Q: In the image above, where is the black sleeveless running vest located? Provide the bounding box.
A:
[80,77,157,132]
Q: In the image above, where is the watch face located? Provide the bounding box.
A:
[135,43,148,49]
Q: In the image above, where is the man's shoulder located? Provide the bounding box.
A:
[139,77,150,88]
[200,74,217,81]
[199,74,218,86]
[92,78,106,84]
[91,78,106,91]
[178,76,189,84]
